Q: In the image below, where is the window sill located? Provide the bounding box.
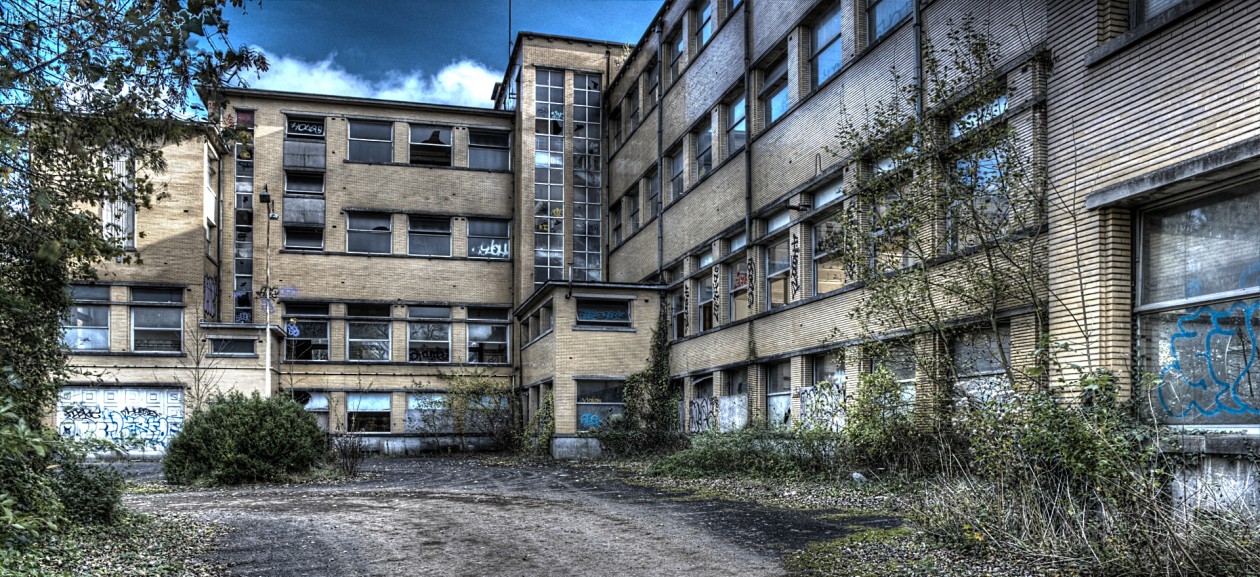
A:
[572,325,636,333]
[342,159,512,174]
[69,351,186,357]
[208,354,259,359]
[1085,0,1217,67]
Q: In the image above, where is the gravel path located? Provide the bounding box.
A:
[122,457,898,577]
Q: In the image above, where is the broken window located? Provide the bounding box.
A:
[467,323,508,364]
[724,368,747,395]
[347,212,392,254]
[409,124,452,166]
[284,227,323,250]
[728,258,751,322]
[284,172,324,195]
[284,303,329,361]
[293,391,330,431]
[408,321,450,363]
[952,325,1012,404]
[766,361,792,427]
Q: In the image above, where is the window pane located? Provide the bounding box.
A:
[871,0,912,40]
[133,329,180,352]
[346,303,391,317]
[348,322,389,340]
[576,300,630,324]
[409,234,452,256]
[350,213,392,230]
[767,362,792,393]
[63,328,108,351]
[348,232,391,254]
[71,285,110,300]
[132,288,183,303]
[349,140,391,163]
[469,148,509,170]
[133,307,181,328]
[350,121,392,141]
[469,220,509,237]
[576,380,625,403]
[409,125,451,145]
[211,339,254,354]
[408,306,451,319]
[1141,188,1260,306]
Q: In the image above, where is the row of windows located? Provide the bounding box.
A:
[686,325,1009,430]
[294,391,510,434]
[285,116,510,170]
[62,286,185,353]
[284,214,510,258]
[284,303,510,364]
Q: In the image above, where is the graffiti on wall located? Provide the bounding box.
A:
[746,255,756,308]
[711,265,721,325]
[790,232,801,299]
[689,396,714,433]
[1155,299,1259,423]
[57,387,184,452]
[800,386,846,432]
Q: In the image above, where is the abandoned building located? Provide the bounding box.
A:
[57,0,1259,504]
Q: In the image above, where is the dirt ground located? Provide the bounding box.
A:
[121,456,897,577]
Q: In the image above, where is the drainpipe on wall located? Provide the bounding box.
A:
[655,23,665,278]
[913,1,924,121]
[604,48,612,282]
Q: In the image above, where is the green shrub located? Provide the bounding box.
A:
[844,366,935,473]
[590,418,686,458]
[0,394,60,549]
[51,462,124,526]
[648,428,819,479]
[163,392,326,485]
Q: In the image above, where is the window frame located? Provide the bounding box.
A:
[346,305,392,362]
[811,1,844,88]
[209,337,256,357]
[696,273,715,332]
[868,0,913,43]
[62,302,110,352]
[407,320,451,363]
[760,58,789,127]
[468,129,511,170]
[283,303,330,361]
[727,96,747,154]
[765,237,791,309]
[668,30,685,84]
[467,219,510,259]
[467,322,509,365]
[407,215,452,257]
[346,212,393,255]
[668,146,685,200]
[694,0,714,48]
[345,392,392,433]
[130,306,182,353]
[575,379,626,431]
[575,298,632,328]
[347,120,393,164]
[694,120,713,180]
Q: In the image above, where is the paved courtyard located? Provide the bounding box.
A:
[122,457,895,577]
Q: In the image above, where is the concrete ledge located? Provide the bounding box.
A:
[551,436,603,460]
[1164,434,1260,456]
[1084,135,1260,209]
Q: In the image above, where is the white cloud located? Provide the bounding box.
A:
[247,50,502,108]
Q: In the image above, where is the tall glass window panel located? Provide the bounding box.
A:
[876,342,917,414]
[534,68,566,286]
[469,130,510,170]
[347,212,392,254]
[869,0,912,42]
[811,2,843,87]
[62,305,109,351]
[648,168,661,220]
[132,308,181,352]
[347,120,392,163]
[573,73,603,281]
[761,59,789,126]
[408,216,452,257]
[671,289,687,339]
[695,1,714,46]
[409,125,452,166]
[468,324,509,364]
[729,258,751,322]
[727,97,746,152]
[669,147,685,200]
[766,239,790,309]
[575,379,626,431]
[814,219,847,294]
[668,32,685,84]
[694,123,713,179]
[408,322,450,363]
[696,274,715,332]
[628,191,641,233]
[645,60,660,108]
[766,361,792,427]
[468,219,510,259]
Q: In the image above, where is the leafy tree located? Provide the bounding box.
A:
[0,0,265,424]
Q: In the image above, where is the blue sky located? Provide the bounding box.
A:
[224,0,661,108]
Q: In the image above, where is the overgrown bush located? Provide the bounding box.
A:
[163,392,326,485]
[0,395,60,549]
[915,374,1260,577]
[50,461,124,526]
[843,366,937,474]
[518,391,554,457]
[590,417,686,458]
[591,306,681,456]
[648,427,825,479]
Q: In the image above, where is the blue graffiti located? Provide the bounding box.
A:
[1158,300,1259,419]
[286,321,301,336]
[579,413,602,428]
[59,404,183,450]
